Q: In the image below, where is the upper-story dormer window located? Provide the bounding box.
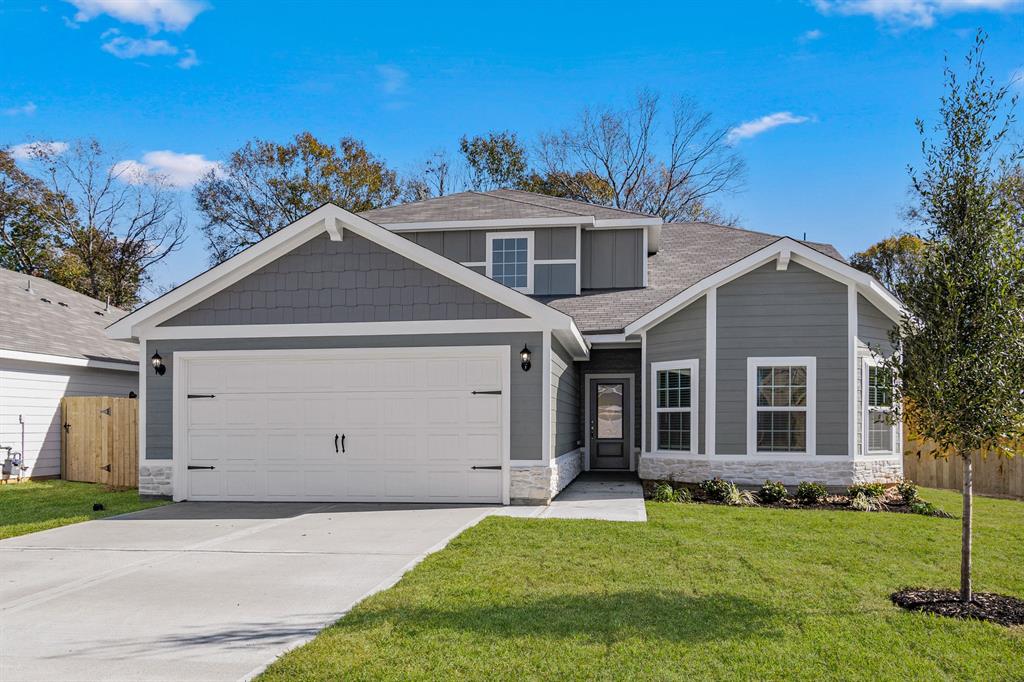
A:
[486,231,534,294]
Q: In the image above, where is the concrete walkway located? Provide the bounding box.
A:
[536,472,647,522]
[0,502,536,682]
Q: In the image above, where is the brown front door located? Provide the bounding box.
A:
[589,380,629,469]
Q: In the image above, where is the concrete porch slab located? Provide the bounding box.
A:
[535,473,647,522]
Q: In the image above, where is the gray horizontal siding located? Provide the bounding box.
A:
[716,262,849,456]
[161,232,522,327]
[145,333,543,462]
[551,338,581,457]
[578,348,642,448]
[646,295,706,454]
[581,228,644,289]
[856,294,897,454]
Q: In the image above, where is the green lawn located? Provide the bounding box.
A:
[260,488,1023,681]
[0,480,168,539]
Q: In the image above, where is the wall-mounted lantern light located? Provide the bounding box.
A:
[151,350,166,376]
[520,344,532,372]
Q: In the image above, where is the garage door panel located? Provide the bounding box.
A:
[183,349,506,503]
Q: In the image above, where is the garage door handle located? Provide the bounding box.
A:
[187,465,215,470]
[335,434,339,453]
[471,465,502,470]
[341,434,346,453]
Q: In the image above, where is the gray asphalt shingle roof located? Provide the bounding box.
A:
[539,222,846,333]
[359,188,655,224]
[0,268,137,365]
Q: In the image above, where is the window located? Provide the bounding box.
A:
[747,357,816,455]
[486,232,533,293]
[651,359,699,453]
[863,360,896,453]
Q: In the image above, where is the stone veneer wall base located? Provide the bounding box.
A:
[139,462,173,499]
[510,449,583,504]
[638,454,903,488]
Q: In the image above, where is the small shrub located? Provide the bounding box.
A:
[733,489,759,506]
[847,482,886,499]
[850,491,886,512]
[758,480,788,504]
[896,479,919,503]
[698,477,737,503]
[651,482,676,502]
[795,481,828,505]
[676,487,693,503]
[909,500,953,518]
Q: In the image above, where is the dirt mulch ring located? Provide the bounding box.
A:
[891,588,1024,628]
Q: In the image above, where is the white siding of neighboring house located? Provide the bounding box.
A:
[0,358,137,478]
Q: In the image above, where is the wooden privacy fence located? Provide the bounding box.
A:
[903,435,1024,499]
[61,396,138,488]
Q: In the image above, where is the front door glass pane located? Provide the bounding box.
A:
[597,383,623,439]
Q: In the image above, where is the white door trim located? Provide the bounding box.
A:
[171,345,511,504]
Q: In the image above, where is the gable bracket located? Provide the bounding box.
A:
[324,216,344,241]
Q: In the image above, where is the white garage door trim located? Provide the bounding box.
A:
[171,346,511,504]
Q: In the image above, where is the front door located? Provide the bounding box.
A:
[589,380,629,469]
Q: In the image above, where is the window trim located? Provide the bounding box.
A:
[486,231,534,294]
[861,356,899,454]
[650,359,699,455]
[746,356,816,456]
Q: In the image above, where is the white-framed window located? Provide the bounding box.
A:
[650,359,699,454]
[862,357,897,453]
[486,231,533,294]
[746,357,816,455]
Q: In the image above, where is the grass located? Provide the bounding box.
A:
[260,488,1023,681]
[0,480,168,539]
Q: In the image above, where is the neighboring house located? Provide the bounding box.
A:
[106,190,903,504]
[0,268,138,479]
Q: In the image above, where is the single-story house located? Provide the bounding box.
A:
[1,268,138,479]
[106,190,903,504]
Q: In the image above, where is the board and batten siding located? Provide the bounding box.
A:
[160,232,523,327]
[551,338,581,457]
[855,293,897,454]
[0,358,137,478]
[580,228,644,289]
[715,262,849,456]
[145,333,544,463]
[645,295,706,453]
[403,227,578,295]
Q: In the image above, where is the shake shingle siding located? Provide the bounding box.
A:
[715,262,849,456]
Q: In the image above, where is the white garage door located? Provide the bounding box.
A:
[178,347,507,503]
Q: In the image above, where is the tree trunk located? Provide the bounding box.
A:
[960,453,973,603]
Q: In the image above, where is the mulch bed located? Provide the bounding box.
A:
[891,588,1024,628]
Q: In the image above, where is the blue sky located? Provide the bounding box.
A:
[2,0,1022,295]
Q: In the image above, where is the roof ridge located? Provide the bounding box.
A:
[470,190,583,217]
[491,188,657,219]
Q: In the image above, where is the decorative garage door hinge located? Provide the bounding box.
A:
[471,390,501,395]
[187,394,216,399]
[187,465,216,470]
[470,465,502,470]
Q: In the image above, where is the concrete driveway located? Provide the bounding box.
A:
[1,501,535,682]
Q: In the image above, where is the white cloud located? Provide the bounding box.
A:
[727,112,812,145]
[2,101,37,116]
[177,48,199,69]
[65,0,208,32]
[376,64,408,94]
[813,0,1020,29]
[799,28,824,42]
[9,141,68,159]
[101,34,178,59]
[112,150,220,188]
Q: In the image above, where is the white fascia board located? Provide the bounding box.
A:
[585,333,633,345]
[381,216,595,231]
[145,319,547,341]
[107,204,586,355]
[0,348,138,372]
[624,238,905,335]
[591,217,662,228]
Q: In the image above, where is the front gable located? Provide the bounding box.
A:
[159,232,523,327]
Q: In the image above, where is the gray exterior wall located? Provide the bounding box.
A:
[581,228,644,289]
[551,338,581,457]
[145,333,544,462]
[577,348,642,449]
[161,232,522,326]
[646,295,706,454]
[856,294,897,454]
[403,227,577,295]
[716,262,849,456]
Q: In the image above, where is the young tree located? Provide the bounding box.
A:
[850,234,927,295]
[27,139,186,309]
[535,91,744,222]
[194,132,401,263]
[886,33,1024,603]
